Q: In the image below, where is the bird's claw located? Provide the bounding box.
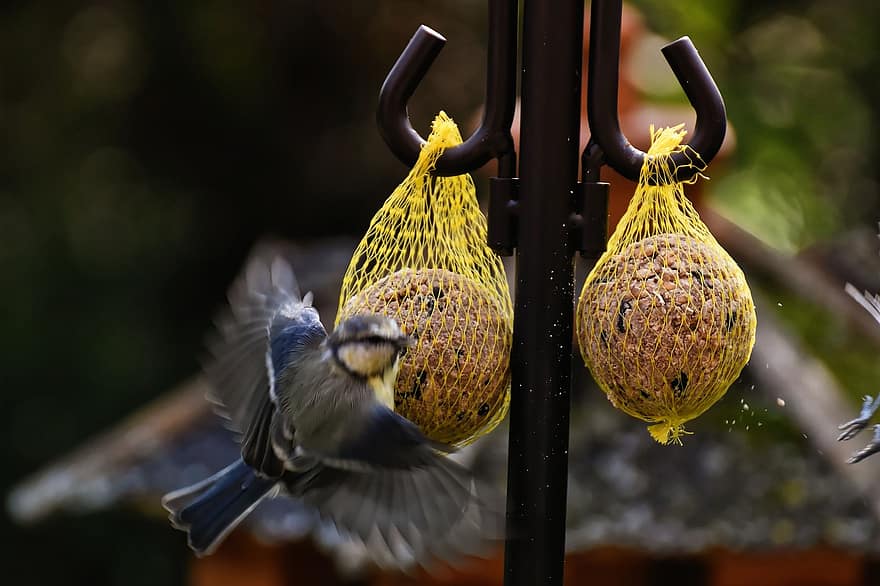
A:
[837,395,880,442]
[847,425,880,464]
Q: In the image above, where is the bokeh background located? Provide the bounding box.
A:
[3,1,880,585]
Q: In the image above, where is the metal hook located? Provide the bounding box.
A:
[585,0,727,182]
[376,0,518,177]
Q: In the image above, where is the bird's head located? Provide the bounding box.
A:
[329,314,412,378]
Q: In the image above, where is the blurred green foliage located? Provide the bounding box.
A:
[634,0,880,251]
[2,1,879,585]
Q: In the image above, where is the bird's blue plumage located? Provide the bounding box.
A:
[269,311,326,375]
[163,459,276,556]
[338,406,450,468]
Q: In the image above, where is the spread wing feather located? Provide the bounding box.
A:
[203,246,326,476]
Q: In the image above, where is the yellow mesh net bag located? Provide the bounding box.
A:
[337,111,513,446]
[576,125,756,445]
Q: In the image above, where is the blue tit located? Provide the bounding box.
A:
[162,247,500,566]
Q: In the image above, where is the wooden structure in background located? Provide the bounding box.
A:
[189,535,876,586]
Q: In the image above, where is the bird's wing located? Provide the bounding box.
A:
[284,408,500,568]
[845,283,880,325]
[336,407,455,467]
[204,246,326,476]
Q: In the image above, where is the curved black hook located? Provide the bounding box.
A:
[377,0,518,177]
[586,0,727,182]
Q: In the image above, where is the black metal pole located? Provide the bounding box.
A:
[504,0,583,584]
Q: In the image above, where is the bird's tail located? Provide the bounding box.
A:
[161,459,277,556]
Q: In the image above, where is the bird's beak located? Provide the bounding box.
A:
[399,335,416,348]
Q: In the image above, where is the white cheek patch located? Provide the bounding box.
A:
[337,343,395,377]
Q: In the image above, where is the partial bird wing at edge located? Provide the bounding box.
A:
[845,282,880,326]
